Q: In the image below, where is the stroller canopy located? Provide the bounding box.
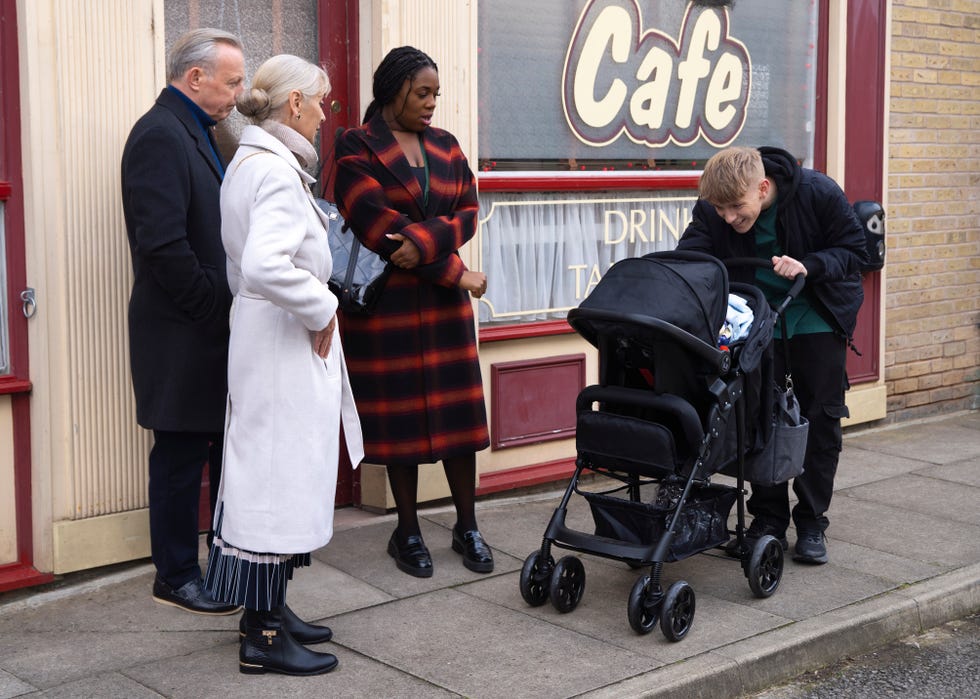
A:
[569,251,730,351]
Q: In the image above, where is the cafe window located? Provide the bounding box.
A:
[476,0,822,331]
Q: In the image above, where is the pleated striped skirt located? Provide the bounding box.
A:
[203,506,311,611]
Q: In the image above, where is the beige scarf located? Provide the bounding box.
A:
[260,118,319,171]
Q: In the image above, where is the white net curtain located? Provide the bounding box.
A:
[477,190,697,325]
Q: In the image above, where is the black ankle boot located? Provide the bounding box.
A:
[239,608,338,676]
[238,604,333,645]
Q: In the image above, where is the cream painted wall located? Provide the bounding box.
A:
[0,397,16,563]
[364,0,479,275]
[18,0,161,572]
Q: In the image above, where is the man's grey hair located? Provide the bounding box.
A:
[167,28,243,83]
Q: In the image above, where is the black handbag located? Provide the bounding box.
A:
[317,198,391,314]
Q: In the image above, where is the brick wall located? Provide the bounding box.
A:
[884,0,980,421]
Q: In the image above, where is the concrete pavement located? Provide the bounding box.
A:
[1,411,978,698]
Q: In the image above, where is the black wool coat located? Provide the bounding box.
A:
[678,146,868,338]
[121,88,231,432]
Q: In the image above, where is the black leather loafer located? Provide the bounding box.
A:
[238,604,333,645]
[451,526,494,573]
[387,530,434,578]
[152,576,240,616]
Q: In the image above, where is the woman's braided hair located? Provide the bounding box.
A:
[363,46,438,124]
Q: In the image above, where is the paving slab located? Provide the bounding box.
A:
[844,419,980,465]
[429,495,599,564]
[920,459,980,487]
[0,669,36,699]
[313,518,522,597]
[328,587,653,699]
[461,561,788,664]
[829,494,980,567]
[832,444,937,489]
[0,630,227,690]
[125,639,459,699]
[660,548,896,621]
[841,472,980,526]
[19,672,164,699]
[0,569,238,636]
[820,537,943,584]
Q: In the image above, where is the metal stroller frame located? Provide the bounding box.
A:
[518,251,804,641]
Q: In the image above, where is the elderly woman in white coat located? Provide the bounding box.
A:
[203,54,363,678]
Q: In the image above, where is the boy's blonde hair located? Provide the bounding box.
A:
[698,146,765,205]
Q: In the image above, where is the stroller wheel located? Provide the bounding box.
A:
[627,574,664,635]
[519,551,554,607]
[660,580,696,642]
[747,535,784,598]
[549,556,586,613]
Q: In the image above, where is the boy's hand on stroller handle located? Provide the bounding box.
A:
[770,255,806,280]
[722,257,805,314]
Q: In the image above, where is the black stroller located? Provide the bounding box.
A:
[517,250,804,641]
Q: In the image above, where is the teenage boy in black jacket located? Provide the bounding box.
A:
[677,146,868,564]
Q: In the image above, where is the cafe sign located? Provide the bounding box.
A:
[562,0,750,148]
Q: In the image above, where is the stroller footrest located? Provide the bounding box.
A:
[546,522,656,563]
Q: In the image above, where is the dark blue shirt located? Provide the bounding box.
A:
[167,85,225,178]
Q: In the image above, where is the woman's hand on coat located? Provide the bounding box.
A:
[460,270,488,299]
[771,255,807,280]
[313,316,336,358]
[386,233,421,269]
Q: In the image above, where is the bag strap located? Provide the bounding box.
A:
[779,313,794,393]
[231,150,273,176]
[341,236,362,307]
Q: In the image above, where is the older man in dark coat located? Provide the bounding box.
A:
[121,28,244,614]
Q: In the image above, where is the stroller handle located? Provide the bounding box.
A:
[568,308,731,374]
[723,257,805,317]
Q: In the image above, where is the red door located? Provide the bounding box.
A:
[320,0,361,505]
[844,0,886,384]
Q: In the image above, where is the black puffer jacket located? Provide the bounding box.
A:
[677,147,868,338]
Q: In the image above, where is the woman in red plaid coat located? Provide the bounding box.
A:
[334,47,493,578]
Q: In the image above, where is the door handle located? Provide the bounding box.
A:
[21,287,36,318]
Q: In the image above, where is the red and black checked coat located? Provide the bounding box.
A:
[334,113,489,465]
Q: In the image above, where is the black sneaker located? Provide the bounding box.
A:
[724,520,789,558]
[793,529,828,564]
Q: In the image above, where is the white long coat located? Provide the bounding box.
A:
[215,125,364,554]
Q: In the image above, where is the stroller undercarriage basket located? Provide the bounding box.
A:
[584,484,738,563]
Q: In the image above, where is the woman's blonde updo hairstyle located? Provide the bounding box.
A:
[237,54,330,123]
